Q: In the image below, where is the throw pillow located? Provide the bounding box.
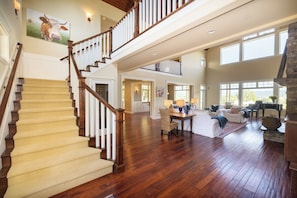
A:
[230,106,241,114]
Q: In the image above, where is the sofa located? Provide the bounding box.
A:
[220,107,247,123]
[176,110,222,138]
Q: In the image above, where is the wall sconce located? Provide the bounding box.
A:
[135,88,139,94]
[14,0,21,15]
[86,13,92,22]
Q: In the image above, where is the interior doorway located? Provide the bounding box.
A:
[96,84,108,102]
[122,79,152,114]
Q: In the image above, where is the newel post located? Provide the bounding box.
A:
[67,40,73,83]
[78,77,86,136]
[113,108,125,173]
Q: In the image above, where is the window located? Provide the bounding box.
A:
[242,34,275,61]
[200,85,206,109]
[220,83,239,105]
[279,30,288,54]
[220,27,288,64]
[242,81,273,106]
[141,83,150,102]
[174,85,190,102]
[220,43,240,65]
[278,86,287,109]
[219,80,286,108]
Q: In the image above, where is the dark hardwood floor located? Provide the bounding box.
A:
[52,112,297,198]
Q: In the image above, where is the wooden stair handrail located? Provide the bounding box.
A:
[0,43,23,126]
[68,39,125,173]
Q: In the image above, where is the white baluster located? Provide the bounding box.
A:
[162,0,166,18]
[112,113,116,160]
[106,109,111,159]
[90,95,95,137]
[172,0,176,12]
[167,0,171,15]
[100,103,105,149]
[85,92,90,136]
[95,99,99,148]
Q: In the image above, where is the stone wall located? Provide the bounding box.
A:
[286,22,297,116]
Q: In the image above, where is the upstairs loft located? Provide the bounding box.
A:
[106,0,297,72]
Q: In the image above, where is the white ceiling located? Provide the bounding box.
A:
[111,0,297,72]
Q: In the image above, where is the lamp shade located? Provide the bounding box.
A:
[164,100,173,108]
[191,98,198,104]
[176,100,185,107]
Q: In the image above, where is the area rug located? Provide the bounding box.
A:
[217,122,247,138]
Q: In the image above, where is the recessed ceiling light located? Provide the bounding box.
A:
[208,29,216,34]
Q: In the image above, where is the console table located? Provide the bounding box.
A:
[170,112,195,136]
[260,103,282,119]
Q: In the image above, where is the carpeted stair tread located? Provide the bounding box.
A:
[21,92,70,100]
[13,125,78,140]
[20,99,72,108]
[18,107,74,119]
[12,131,87,156]
[17,115,76,125]
[5,155,113,198]
[8,142,101,177]
[14,124,78,139]
[24,78,67,85]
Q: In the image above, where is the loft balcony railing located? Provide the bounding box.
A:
[65,0,194,174]
[141,60,182,75]
[113,0,194,51]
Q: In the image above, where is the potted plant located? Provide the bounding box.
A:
[269,96,277,103]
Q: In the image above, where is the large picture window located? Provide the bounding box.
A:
[220,27,287,65]
[242,81,273,106]
[242,34,275,61]
[220,80,286,109]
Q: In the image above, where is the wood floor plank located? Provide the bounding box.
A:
[51,113,296,198]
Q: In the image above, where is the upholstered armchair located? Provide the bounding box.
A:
[159,108,178,136]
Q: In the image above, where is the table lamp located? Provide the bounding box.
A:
[176,100,185,113]
[164,100,173,108]
[191,98,198,110]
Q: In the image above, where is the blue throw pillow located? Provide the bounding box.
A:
[211,105,219,112]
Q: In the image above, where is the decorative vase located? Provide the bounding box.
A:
[178,107,183,113]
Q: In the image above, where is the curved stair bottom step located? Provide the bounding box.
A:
[5,157,114,198]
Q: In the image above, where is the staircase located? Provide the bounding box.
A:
[4,78,113,198]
